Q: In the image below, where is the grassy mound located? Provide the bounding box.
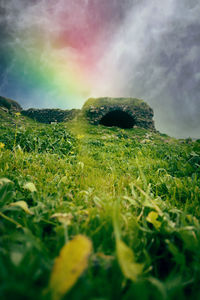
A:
[0,114,200,299]
[82,97,147,109]
[0,96,22,111]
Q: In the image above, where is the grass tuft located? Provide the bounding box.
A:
[0,114,200,299]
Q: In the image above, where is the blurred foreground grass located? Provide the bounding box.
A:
[0,111,200,299]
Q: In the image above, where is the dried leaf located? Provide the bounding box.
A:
[10,251,23,266]
[49,235,92,300]
[51,213,73,225]
[146,211,161,229]
[23,182,37,192]
[10,201,34,215]
[59,176,68,184]
[78,161,84,170]
[116,239,143,282]
[0,178,13,185]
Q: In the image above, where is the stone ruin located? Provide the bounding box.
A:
[21,108,80,124]
[0,95,155,130]
[82,97,155,130]
[0,96,80,124]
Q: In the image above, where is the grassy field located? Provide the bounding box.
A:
[0,110,200,299]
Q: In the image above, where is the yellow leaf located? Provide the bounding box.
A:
[0,142,5,149]
[10,201,34,215]
[116,239,143,282]
[23,182,37,192]
[49,235,92,300]
[77,134,84,139]
[146,211,161,229]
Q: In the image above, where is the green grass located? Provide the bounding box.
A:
[82,97,146,109]
[0,111,200,299]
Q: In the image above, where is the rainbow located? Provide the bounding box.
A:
[4,1,115,108]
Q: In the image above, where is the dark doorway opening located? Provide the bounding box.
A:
[99,110,135,129]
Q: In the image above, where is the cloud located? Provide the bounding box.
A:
[94,0,200,137]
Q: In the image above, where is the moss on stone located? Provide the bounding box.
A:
[21,108,80,124]
[82,97,155,130]
[0,95,155,130]
[82,97,147,109]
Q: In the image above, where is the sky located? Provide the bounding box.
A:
[0,0,200,138]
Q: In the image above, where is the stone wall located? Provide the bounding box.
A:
[21,108,80,124]
[82,97,155,130]
[0,95,156,129]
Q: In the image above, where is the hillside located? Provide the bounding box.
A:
[0,112,200,299]
[0,95,22,112]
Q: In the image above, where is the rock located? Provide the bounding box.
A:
[82,97,155,130]
[0,95,155,129]
[0,96,22,112]
[21,108,80,124]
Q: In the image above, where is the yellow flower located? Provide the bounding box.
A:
[0,142,5,149]
[15,112,21,116]
[77,134,85,139]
